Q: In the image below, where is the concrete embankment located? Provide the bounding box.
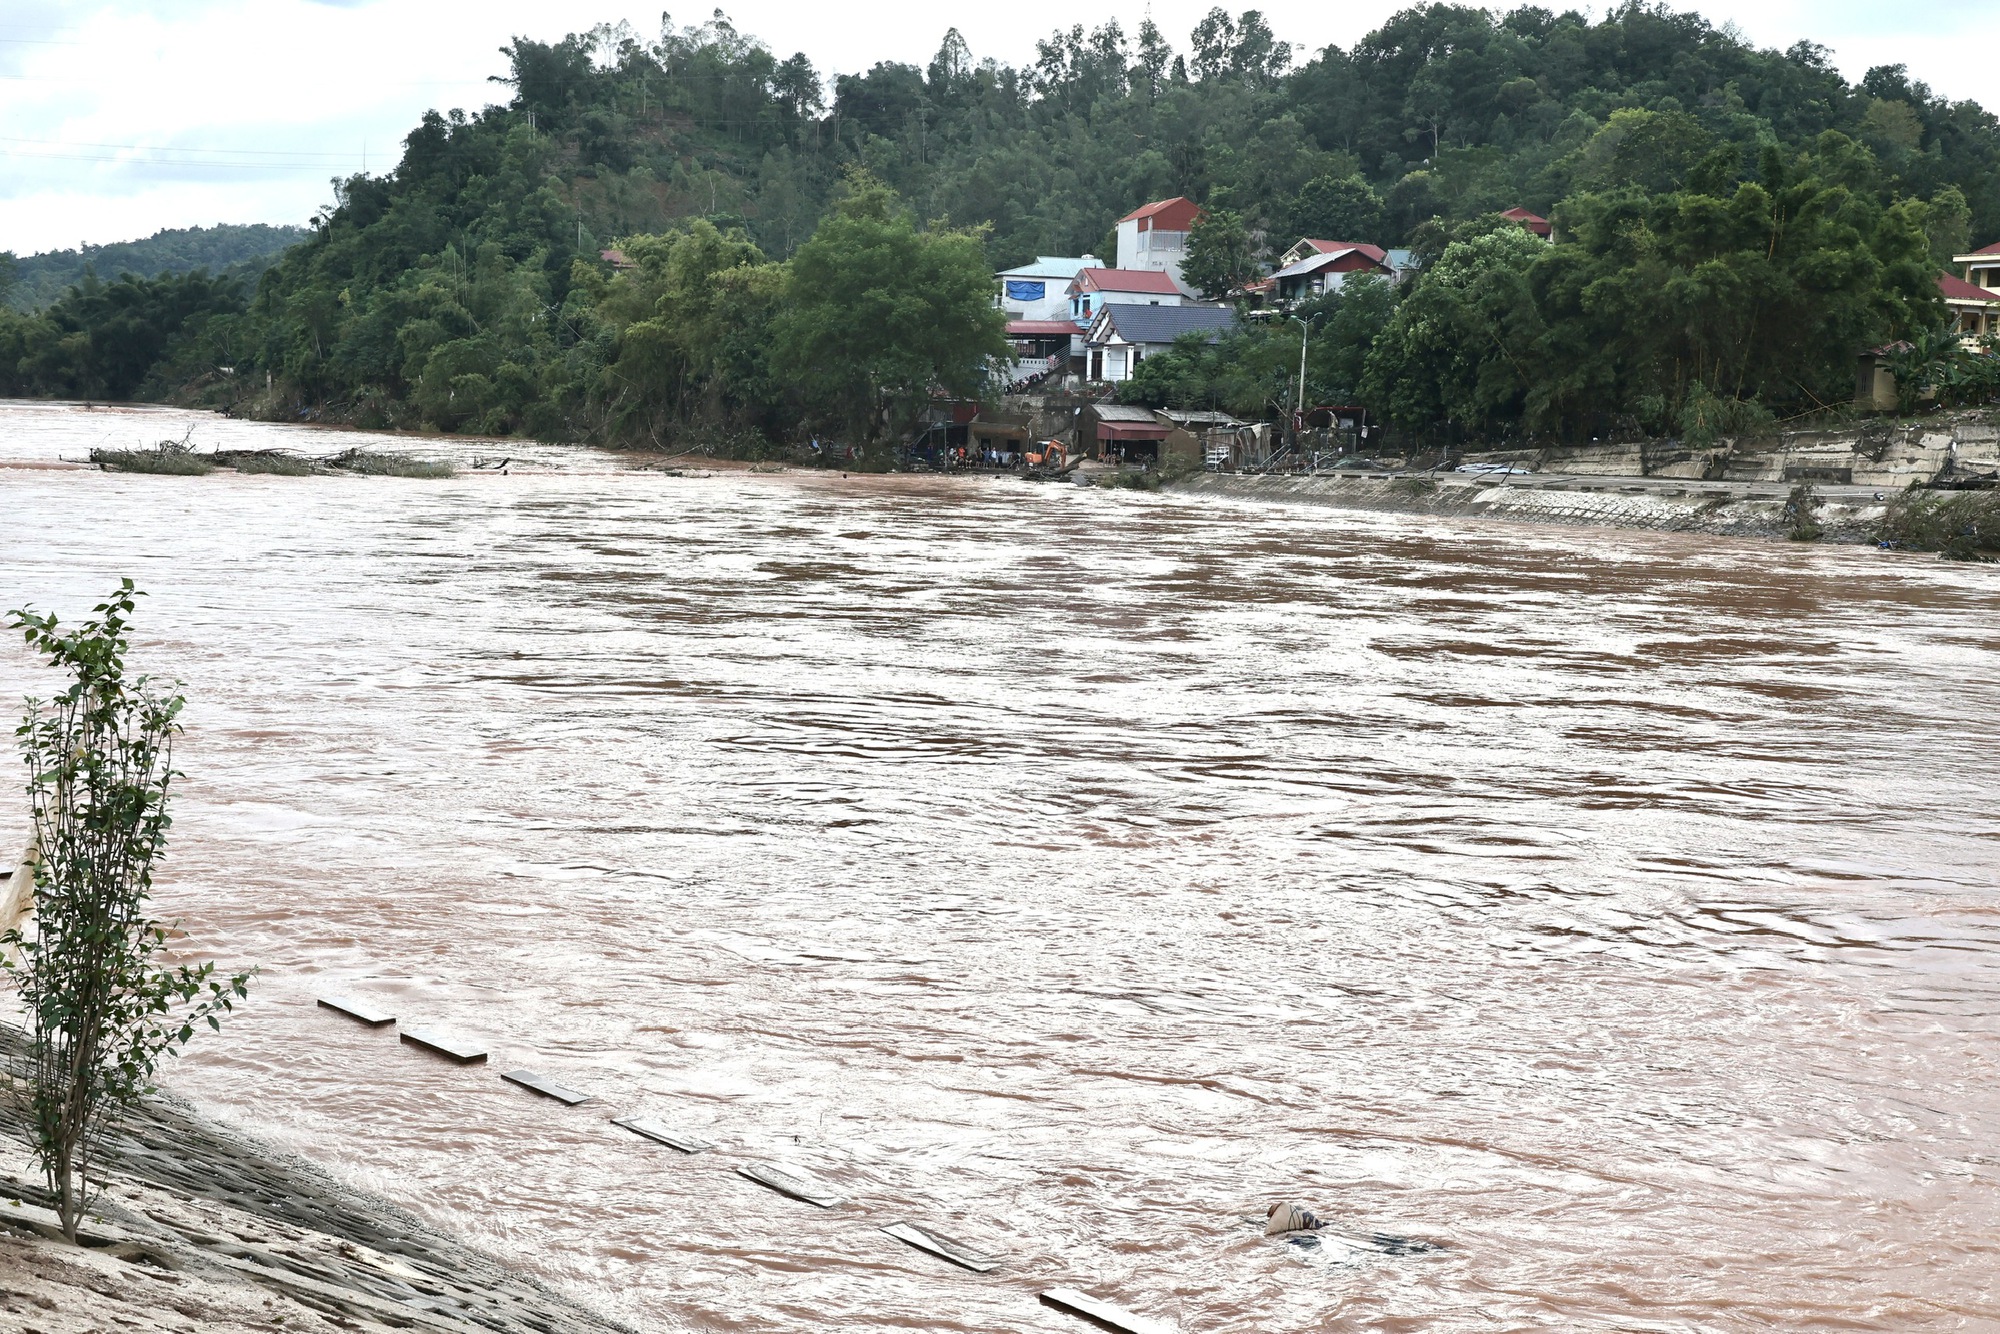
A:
[0,1035,629,1334]
[1167,471,1889,543]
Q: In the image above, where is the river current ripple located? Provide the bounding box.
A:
[2,401,1998,1331]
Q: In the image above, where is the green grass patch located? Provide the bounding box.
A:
[1097,469,1163,491]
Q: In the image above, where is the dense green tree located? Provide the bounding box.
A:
[1181,206,1257,299]
[0,271,245,401]
[9,3,2000,441]
[1285,174,1387,245]
[772,172,1007,439]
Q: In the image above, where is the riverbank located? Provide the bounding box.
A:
[1167,469,1891,543]
[0,1033,629,1334]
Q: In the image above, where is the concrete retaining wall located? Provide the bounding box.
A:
[1168,473,1888,543]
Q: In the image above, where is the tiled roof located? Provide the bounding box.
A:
[1093,304,1238,346]
[1292,239,1389,265]
[1939,272,2000,303]
[1117,196,1199,226]
[1073,267,1183,295]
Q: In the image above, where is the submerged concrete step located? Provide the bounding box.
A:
[398,1030,487,1064]
[881,1220,1000,1273]
[317,996,394,1027]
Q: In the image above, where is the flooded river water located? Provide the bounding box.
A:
[2,400,1998,1331]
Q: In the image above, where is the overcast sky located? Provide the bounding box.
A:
[1,0,1989,257]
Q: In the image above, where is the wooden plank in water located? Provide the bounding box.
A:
[1039,1287,1171,1334]
[880,1221,999,1273]
[500,1069,591,1105]
[735,1161,844,1208]
[398,1029,487,1064]
[316,996,394,1027]
[613,1117,712,1154]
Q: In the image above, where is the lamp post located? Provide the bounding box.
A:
[1290,315,1309,458]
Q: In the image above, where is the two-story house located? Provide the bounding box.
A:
[1115,197,1201,290]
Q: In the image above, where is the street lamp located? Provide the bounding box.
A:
[1290,314,1309,419]
[1290,315,1309,463]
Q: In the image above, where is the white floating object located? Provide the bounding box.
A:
[316,996,394,1027]
[613,1117,712,1153]
[1039,1287,1172,1334]
[399,1029,487,1064]
[736,1161,843,1208]
[881,1221,999,1273]
[500,1069,590,1105]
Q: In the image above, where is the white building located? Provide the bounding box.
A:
[997,255,1099,323]
[1114,197,1201,291]
[1081,303,1238,383]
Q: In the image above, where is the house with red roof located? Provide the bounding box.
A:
[1065,266,1190,326]
[1115,196,1202,290]
[1270,241,1397,304]
[1948,242,2000,338]
[1500,207,1553,238]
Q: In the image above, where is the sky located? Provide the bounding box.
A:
[1,0,1990,257]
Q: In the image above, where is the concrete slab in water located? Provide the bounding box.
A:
[1039,1287,1171,1334]
[613,1117,711,1153]
[736,1161,843,1208]
[398,1029,487,1064]
[500,1070,591,1105]
[880,1221,999,1273]
[316,996,394,1027]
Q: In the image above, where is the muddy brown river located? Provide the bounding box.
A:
[2,401,1998,1331]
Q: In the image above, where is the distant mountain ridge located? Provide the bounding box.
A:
[3,223,307,311]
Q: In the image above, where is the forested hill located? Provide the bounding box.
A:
[415,2,2000,266]
[3,223,308,312]
[3,3,1996,443]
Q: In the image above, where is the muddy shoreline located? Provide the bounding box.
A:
[0,1029,629,1334]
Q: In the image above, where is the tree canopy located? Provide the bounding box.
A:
[2,3,1995,441]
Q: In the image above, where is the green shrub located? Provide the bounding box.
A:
[224,451,315,476]
[1783,481,1824,541]
[89,447,212,475]
[1878,487,2000,559]
[326,449,455,478]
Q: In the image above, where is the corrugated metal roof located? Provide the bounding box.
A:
[998,256,1099,279]
[1271,248,1390,281]
[1091,404,1167,422]
[1094,304,1238,345]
